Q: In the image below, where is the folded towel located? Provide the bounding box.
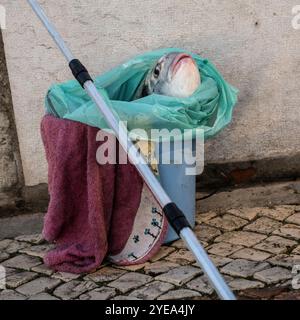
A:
[41,115,167,274]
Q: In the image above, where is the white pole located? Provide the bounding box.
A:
[27,0,235,300]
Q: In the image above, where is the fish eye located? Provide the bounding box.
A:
[153,66,160,78]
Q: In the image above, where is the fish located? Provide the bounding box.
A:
[133,52,201,100]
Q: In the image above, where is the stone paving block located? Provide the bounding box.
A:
[16,277,62,296]
[144,261,180,276]
[129,281,174,300]
[206,214,248,232]
[52,271,81,282]
[206,255,233,267]
[227,208,260,221]
[170,239,208,249]
[221,259,270,278]
[273,224,300,240]
[215,231,267,247]
[207,242,244,257]
[292,245,300,255]
[15,234,45,245]
[108,273,153,294]
[286,213,300,225]
[80,287,116,300]
[0,252,10,263]
[155,266,201,286]
[28,293,60,300]
[254,236,298,254]
[116,263,147,272]
[230,248,272,262]
[53,280,97,300]
[84,267,126,283]
[269,254,300,269]
[6,271,38,289]
[194,224,222,242]
[244,217,282,235]
[31,264,54,276]
[0,290,27,300]
[254,267,292,284]
[259,206,295,221]
[195,211,217,224]
[158,289,201,300]
[186,275,214,295]
[165,249,196,265]
[19,244,55,258]
[111,296,141,300]
[5,241,30,255]
[229,278,265,291]
[149,246,175,262]
[0,239,13,250]
[2,254,42,271]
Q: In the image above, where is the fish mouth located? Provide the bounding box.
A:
[170,53,195,78]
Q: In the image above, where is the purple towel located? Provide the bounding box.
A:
[41,115,167,274]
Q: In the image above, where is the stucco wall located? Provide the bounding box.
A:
[2,1,300,186]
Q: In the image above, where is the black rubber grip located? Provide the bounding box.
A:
[69,59,93,87]
[163,202,191,235]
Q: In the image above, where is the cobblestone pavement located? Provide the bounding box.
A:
[0,205,300,300]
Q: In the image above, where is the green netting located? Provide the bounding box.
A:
[45,48,238,141]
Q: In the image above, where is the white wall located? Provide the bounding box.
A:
[2,0,300,186]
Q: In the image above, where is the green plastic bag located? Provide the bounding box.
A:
[45,48,238,141]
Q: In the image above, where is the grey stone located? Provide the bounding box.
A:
[155,266,201,286]
[108,273,152,294]
[244,217,282,235]
[186,275,214,295]
[84,267,126,283]
[80,287,116,300]
[53,280,97,300]
[0,290,27,300]
[215,231,267,247]
[286,213,300,226]
[207,242,243,257]
[111,296,141,300]
[195,211,217,224]
[2,254,42,270]
[6,271,37,289]
[272,224,300,240]
[230,248,272,262]
[0,252,10,262]
[129,281,174,300]
[259,206,295,221]
[164,249,196,265]
[229,278,265,291]
[207,214,248,232]
[269,254,300,269]
[31,264,54,276]
[254,267,292,284]
[52,271,81,282]
[158,289,201,300]
[1,240,30,254]
[28,293,60,300]
[254,236,298,254]
[194,224,222,242]
[149,246,175,262]
[15,234,45,245]
[16,277,62,296]
[144,261,180,276]
[221,259,270,278]
[19,244,55,258]
[227,208,260,221]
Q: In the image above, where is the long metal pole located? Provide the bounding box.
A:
[27,0,235,300]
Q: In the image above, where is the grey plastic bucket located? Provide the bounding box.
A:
[155,139,196,243]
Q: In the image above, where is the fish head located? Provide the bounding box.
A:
[145,52,201,98]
